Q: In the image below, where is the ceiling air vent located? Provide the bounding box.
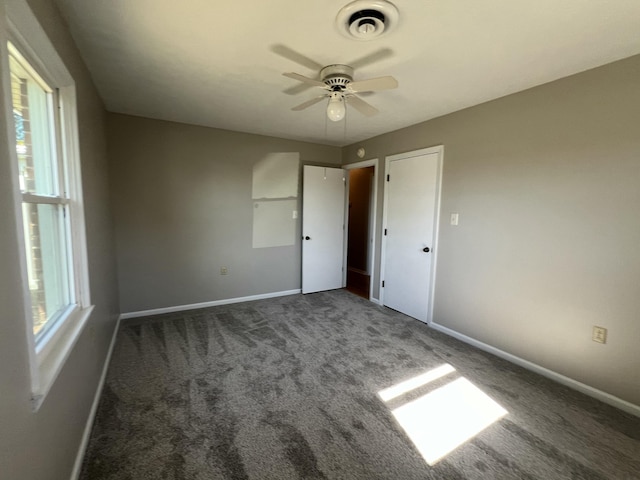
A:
[336,0,399,41]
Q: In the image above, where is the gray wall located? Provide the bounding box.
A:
[108,114,341,313]
[343,55,640,406]
[0,0,119,478]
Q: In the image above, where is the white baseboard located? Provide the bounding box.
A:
[369,297,381,305]
[429,322,640,418]
[120,289,302,320]
[70,313,121,480]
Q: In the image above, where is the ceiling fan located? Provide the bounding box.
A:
[272,45,398,122]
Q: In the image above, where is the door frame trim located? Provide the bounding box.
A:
[342,158,379,301]
[379,146,444,324]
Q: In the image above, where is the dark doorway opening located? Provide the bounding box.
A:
[346,166,374,299]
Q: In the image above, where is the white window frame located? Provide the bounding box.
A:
[3,0,93,410]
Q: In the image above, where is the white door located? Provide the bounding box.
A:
[302,165,345,294]
[382,148,441,322]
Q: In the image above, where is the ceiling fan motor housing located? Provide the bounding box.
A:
[336,0,399,40]
[321,64,354,91]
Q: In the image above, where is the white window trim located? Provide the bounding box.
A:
[4,0,93,410]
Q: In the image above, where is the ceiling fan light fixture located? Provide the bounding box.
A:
[327,93,346,122]
[336,0,399,41]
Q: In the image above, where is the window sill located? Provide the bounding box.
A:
[31,304,94,411]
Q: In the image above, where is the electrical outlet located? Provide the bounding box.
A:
[592,326,607,344]
[220,266,228,275]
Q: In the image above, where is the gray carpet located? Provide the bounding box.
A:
[80,290,640,479]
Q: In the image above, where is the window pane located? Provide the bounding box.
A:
[10,51,58,196]
[22,203,71,339]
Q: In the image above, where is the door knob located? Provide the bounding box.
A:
[305,236,311,240]
[422,247,430,253]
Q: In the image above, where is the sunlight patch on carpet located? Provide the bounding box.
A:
[379,367,508,465]
[378,364,456,402]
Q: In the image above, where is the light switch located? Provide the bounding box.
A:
[450,213,459,226]
[292,210,298,219]
[592,326,607,344]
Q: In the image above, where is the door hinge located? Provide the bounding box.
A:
[386,174,390,182]
[382,280,385,287]
[384,228,387,236]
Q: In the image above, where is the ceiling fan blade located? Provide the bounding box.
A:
[283,72,327,88]
[271,44,323,71]
[346,95,379,117]
[348,76,398,93]
[283,82,315,96]
[292,96,327,111]
[348,48,394,70]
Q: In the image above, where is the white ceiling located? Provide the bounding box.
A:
[54,0,640,146]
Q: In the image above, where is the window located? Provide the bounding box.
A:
[10,44,73,342]
[4,0,93,409]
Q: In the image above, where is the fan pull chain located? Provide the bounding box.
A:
[324,106,329,142]
[343,104,347,142]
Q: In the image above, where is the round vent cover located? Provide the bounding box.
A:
[336,0,399,41]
